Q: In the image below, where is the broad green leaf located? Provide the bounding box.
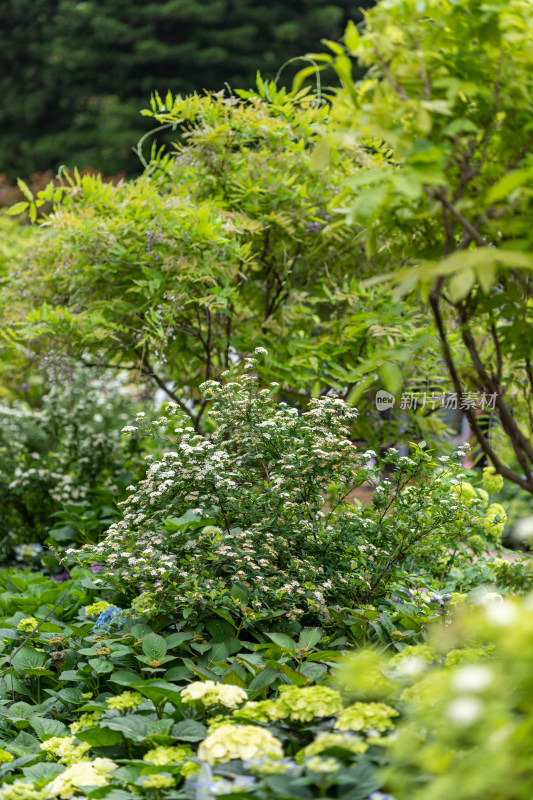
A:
[30,717,69,740]
[448,267,475,302]
[104,715,149,743]
[247,667,279,693]
[109,669,144,686]
[76,727,123,747]
[486,168,533,204]
[344,20,360,50]
[22,762,64,783]
[16,178,33,201]
[130,680,184,708]
[298,628,324,650]
[379,362,403,395]
[264,632,297,653]
[171,720,207,742]
[142,633,167,662]
[11,647,45,673]
[5,202,29,216]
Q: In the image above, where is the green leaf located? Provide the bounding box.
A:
[22,762,64,783]
[264,632,297,653]
[486,167,533,204]
[88,658,114,674]
[298,628,324,649]
[30,717,69,740]
[104,715,149,743]
[299,662,328,681]
[164,632,192,649]
[379,362,403,395]
[448,267,475,302]
[76,727,123,747]
[11,647,46,673]
[109,669,144,686]
[247,667,279,693]
[163,666,194,682]
[16,178,33,201]
[344,20,360,50]
[142,633,167,662]
[130,680,184,708]
[171,720,208,742]
[5,202,29,215]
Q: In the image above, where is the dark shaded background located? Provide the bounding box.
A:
[1,0,375,178]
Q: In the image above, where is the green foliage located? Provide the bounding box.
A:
[0,369,146,557]
[316,0,533,491]
[0,0,375,178]
[347,596,533,800]
[69,358,500,628]
[3,83,436,446]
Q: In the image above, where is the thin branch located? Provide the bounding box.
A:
[429,279,533,491]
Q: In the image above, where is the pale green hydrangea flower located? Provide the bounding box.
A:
[142,775,174,789]
[17,617,38,633]
[45,758,117,798]
[181,680,248,709]
[245,757,298,776]
[198,724,283,765]
[0,782,46,800]
[106,691,143,711]
[484,503,507,541]
[180,761,200,778]
[306,756,341,773]
[84,601,112,616]
[455,481,477,503]
[477,488,489,507]
[40,736,91,765]
[143,745,193,766]
[0,750,13,764]
[335,702,398,732]
[233,700,275,723]
[69,711,102,734]
[272,685,343,722]
[390,645,436,668]
[302,732,368,757]
[482,467,503,494]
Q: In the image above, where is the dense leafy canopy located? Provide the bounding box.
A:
[2,81,437,446]
[316,0,533,490]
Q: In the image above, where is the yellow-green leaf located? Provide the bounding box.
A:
[448,267,475,302]
[5,202,29,216]
[344,21,360,51]
[16,178,33,201]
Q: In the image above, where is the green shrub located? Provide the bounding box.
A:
[0,369,146,559]
[70,354,499,628]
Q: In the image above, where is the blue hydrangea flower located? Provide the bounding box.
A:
[14,543,43,560]
[93,605,127,631]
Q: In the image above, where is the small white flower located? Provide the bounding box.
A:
[446,696,482,726]
[452,665,492,693]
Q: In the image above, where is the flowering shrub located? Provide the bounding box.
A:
[70,356,499,628]
[376,596,533,800]
[0,369,146,560]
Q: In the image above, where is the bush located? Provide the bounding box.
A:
[0,369,146,560]
[70,354,500,629]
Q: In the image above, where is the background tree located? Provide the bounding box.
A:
[2,80,437,447]
[317,0,533,491]
[0,0,375,178]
